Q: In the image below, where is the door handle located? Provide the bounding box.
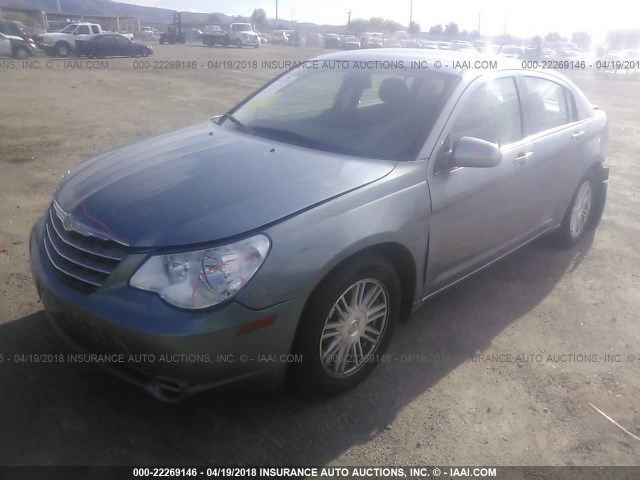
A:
[572,130,585,140]
[513,152,534,166]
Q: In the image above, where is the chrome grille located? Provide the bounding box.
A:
[44,206,127,292]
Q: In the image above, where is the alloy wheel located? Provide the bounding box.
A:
[319,278,389,378]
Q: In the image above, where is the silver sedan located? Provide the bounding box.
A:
[30,50,608,400]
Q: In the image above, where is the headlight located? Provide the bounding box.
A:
[130,234,270,309]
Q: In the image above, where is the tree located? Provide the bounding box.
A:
[429,24,443,35]
[531,35,543,47]
[444,22,459,36]
[545,32,562,43]
[348,18,368,34]
[571,31,591,48]
[251,8,267,29]
[408,21,421,35]
[208,13,220,24]
[383,19,403,33]
[368,17,385,32]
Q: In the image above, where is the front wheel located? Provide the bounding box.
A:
[13,46,30,59]
[55,42,70,57]
[291,255,401,395]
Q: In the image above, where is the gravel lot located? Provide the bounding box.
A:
[0,44,639,468]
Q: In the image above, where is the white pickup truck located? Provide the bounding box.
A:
[201,23,260,48]
[37,23,134,57]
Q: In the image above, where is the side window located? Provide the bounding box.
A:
[91,25,100,34]
[76,25,90,34]
[115,36,130,45]
[449,77,522,146]
[524,76,570,133]
[101,35,115,44]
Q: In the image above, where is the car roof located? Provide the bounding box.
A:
[313,49,525,76]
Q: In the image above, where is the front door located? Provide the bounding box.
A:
[425,75,539,294]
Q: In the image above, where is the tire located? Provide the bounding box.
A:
[554,171,603,248]
[13,46,30,59]
[236,39,242,48]
[291,254,401,395]
[56,42,71,57]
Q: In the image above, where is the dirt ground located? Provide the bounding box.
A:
[0,44,639,468]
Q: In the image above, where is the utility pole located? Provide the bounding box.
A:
[275,0,278,26]
[347,10,351,27]
[409,0,413,27]
[56,0,61,12]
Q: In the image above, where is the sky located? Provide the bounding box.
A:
[120,0,640,43]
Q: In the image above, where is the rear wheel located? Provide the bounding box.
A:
[291,255,401,395]
[554,172,601,248]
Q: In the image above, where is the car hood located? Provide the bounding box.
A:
[4,33,24,41]
[40,32,69,39]
[55,122,396,247]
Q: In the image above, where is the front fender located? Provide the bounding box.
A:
[236,161,431,310]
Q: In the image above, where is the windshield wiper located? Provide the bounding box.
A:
[249,126,334,152]
[219,113,251,133]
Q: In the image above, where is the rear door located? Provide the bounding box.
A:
[424,74,539,294]
[114,35,131,56]
[0,33,11,57]
[520,75,586,226]
[97,35,116,56]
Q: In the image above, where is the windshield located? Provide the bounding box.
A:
[222,64,456,161]
[60,24,78,33]
[235,24,253,32]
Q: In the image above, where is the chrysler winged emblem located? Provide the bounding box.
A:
[62,213,73,231]
[52,201,129,246]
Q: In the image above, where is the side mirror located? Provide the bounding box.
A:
[452,136,502,168]
[73,30,79,35]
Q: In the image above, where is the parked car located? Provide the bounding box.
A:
[451,41,475,52]
[201,23,260,47]
[30,50,608,400]
[342,35,361,50]
[271,29,293,45]
[36,22,133,57]
[76,34,153,58]
[0,20,33,42]
[383,37,402,48]
[287,30,306,47]
[323,33,341,49]
[497,45,524,58]
[362,33,383,49]
[0,31,36,58]
[418,40,438,50]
